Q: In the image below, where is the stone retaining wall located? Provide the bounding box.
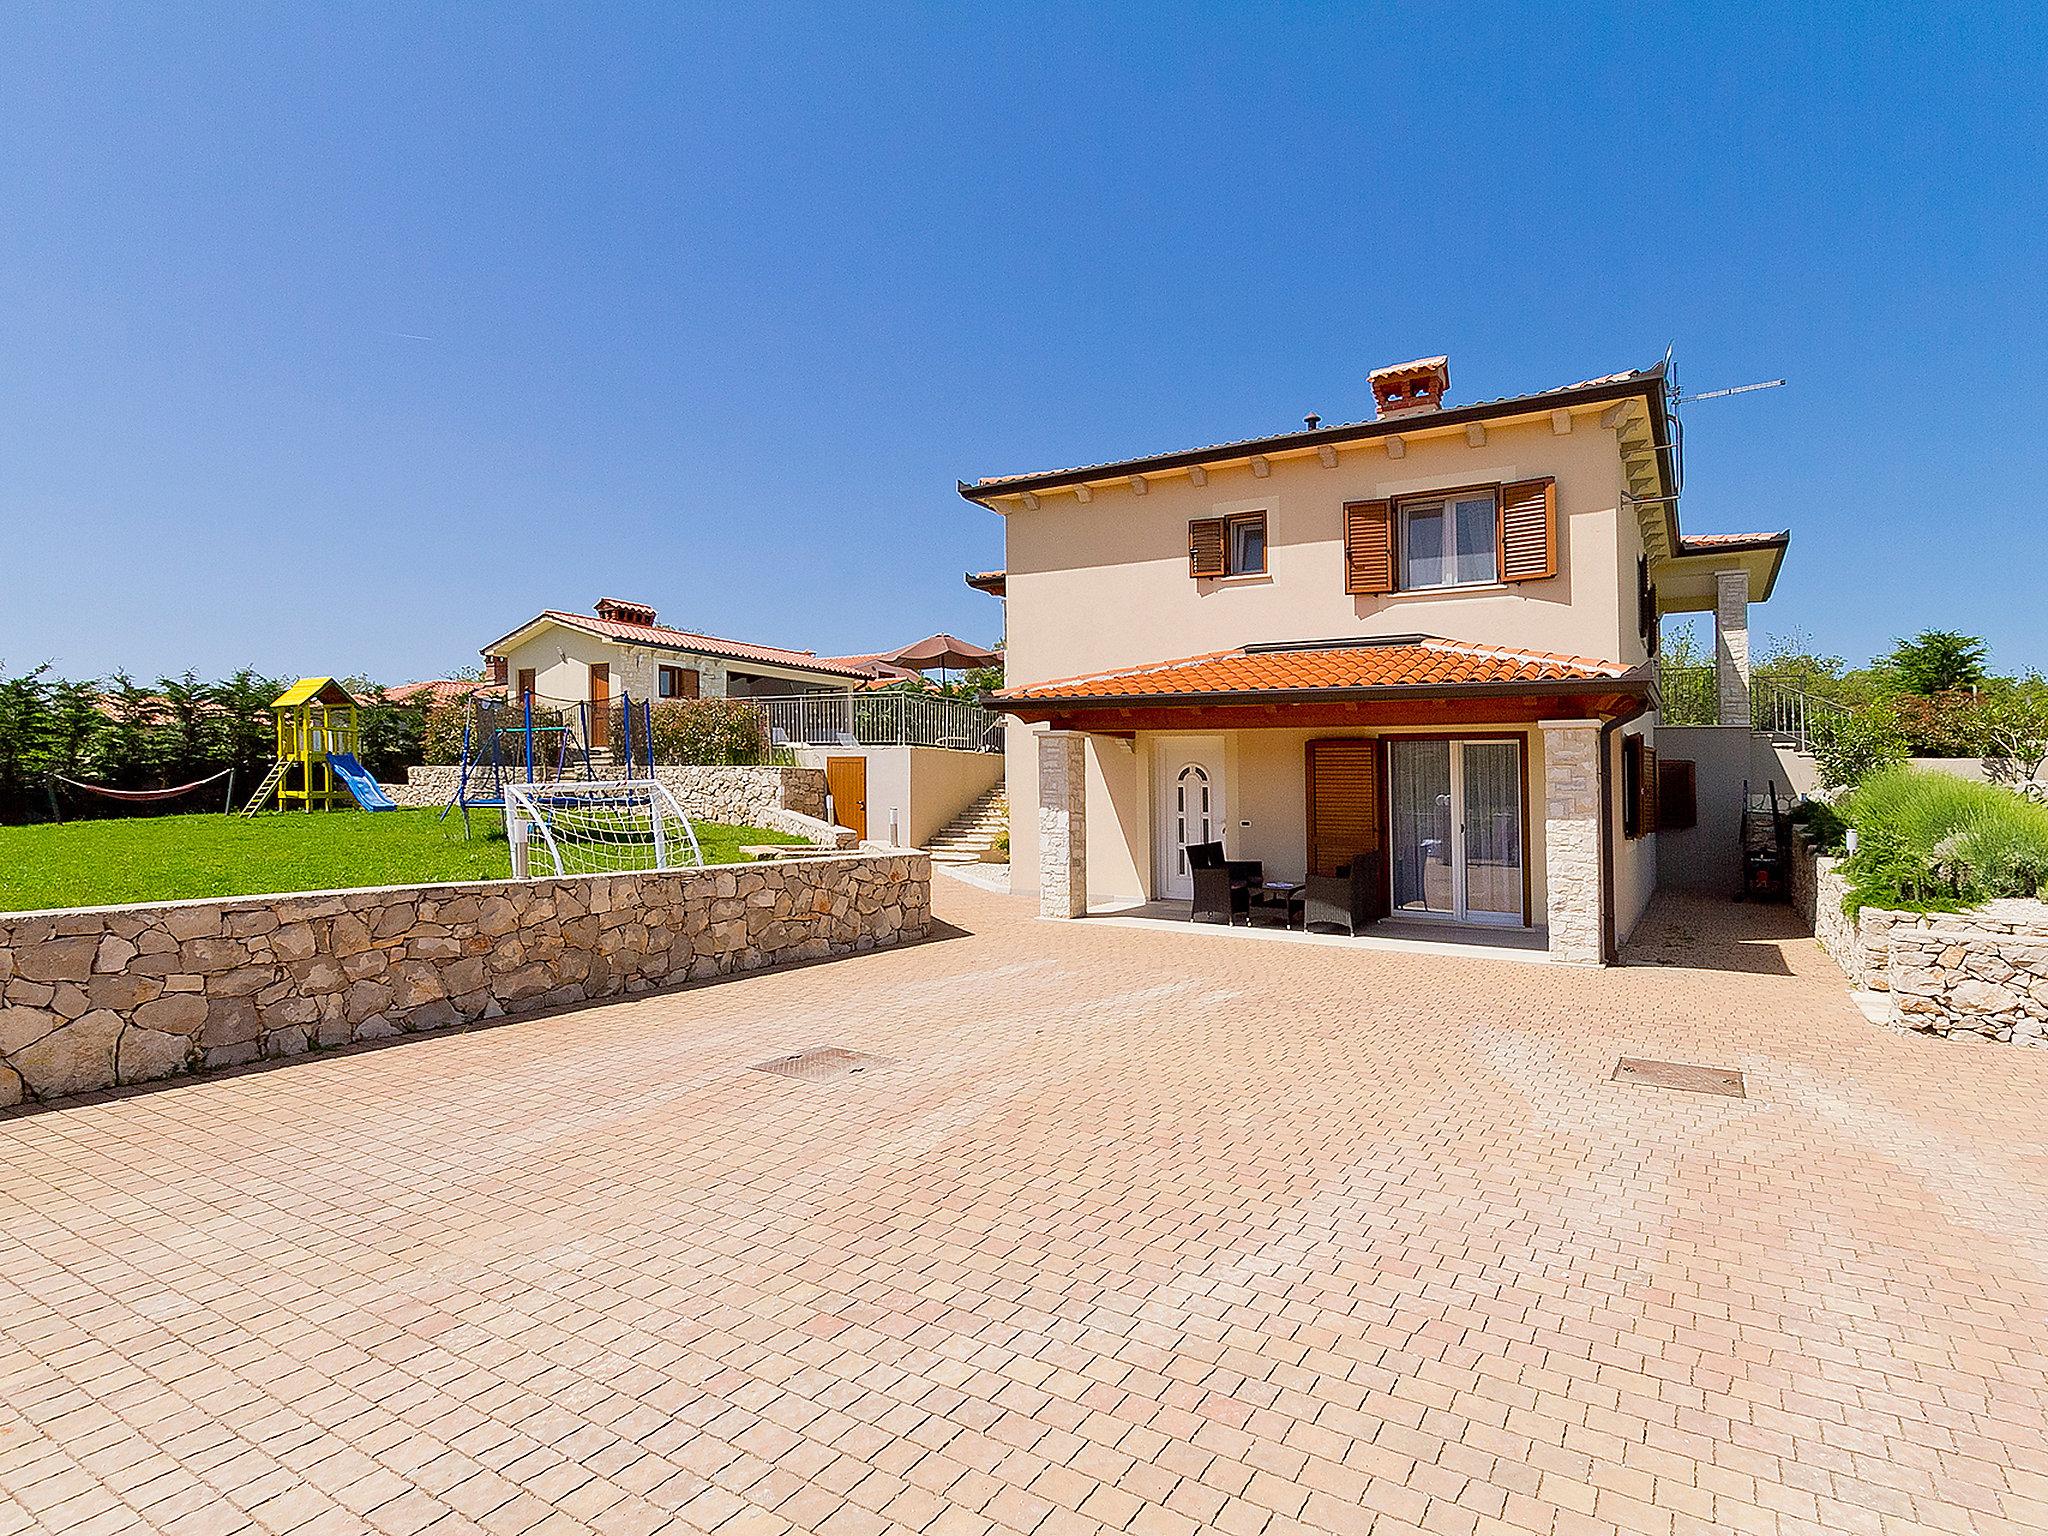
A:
[387,763,830,828]
[1792,832,2048,1044]
[0,850,929,1107]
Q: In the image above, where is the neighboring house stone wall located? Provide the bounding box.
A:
[1792,833,2048,1044]
[386,763,829,827]
[0,851,930,1107]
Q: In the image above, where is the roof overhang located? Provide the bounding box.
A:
[1654,533,1790,611]
[957,369,1672,515]
[964,569,1006,597]
[480,612,868,681]
[995,673,1652,732]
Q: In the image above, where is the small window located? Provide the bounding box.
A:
[1227,514,1266,575]
[1398,490,1497,589]
[658,665,699,699]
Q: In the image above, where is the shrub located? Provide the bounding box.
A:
[1840,766,2048,912]
[1790,796,1849,855]
[1812,705,1906,791]
[1889,689,1985,757]
[649,698,771,766]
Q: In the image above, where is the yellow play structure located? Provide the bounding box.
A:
[239,678,390,815]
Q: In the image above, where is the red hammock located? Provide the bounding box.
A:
[53,769,232,803]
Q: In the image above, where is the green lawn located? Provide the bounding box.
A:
[0,809,806,913]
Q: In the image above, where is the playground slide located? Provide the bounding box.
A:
[325,752,399,812]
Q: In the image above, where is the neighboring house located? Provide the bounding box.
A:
[482,599,881,714]
[384,678,492,708]
[960,355,1787,964]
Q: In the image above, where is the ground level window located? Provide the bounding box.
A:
[658,665,699,699]
[1398,490,1497,589]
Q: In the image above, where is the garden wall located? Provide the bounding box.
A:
[0,850,930,1107]
[1792,834,2048,1045]
[387,763,829,828]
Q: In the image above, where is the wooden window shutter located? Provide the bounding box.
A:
[680,667,700,699]
[1188,518,1226,578]
[1305,739,1380,878]
[1498,478,1556,582]
[1343,500,1393,594]
[1657,756,1696,830]
[1639,742,1659,835]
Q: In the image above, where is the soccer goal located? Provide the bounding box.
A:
[505,778,704,879]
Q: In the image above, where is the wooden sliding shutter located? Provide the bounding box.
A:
[1639,741,1659,835]
[1498,477,1556,582]
[1305,738,1381,879]
[1188,518,1226,578]
[1343,499,1393,594]
[1657,756,1696,830]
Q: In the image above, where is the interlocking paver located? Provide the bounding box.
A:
[2,880,2046,1535]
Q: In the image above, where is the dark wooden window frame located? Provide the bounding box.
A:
[1188,511,1269,579]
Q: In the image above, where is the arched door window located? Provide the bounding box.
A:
[1174,764,1213,875]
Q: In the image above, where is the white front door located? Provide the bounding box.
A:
[1157,737,1225,900]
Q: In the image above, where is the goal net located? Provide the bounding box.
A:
[505,778,704,879]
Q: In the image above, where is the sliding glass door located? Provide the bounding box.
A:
[1388,738,1525,925]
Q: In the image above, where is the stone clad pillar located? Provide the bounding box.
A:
[1539,719,1604,966]
[1715,568,1752,728]
[1037,731,1088,920]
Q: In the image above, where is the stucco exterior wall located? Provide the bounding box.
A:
[1612,724,1657,945]
[1000,409,1644,694]
[905,749,1007,848]
[493,624,855,707]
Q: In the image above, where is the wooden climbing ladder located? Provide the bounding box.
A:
[239,759,288,817]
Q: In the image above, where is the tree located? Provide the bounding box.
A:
[1659,620,1706,671]
[1981,676,2048,799]
[1752,629,1850,699]
[1882,630,1988,696]
[1812,705,1907,792]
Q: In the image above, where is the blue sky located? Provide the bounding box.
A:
[1,4,2042,684]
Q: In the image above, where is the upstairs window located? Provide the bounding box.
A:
[1398,491,1498,589]
[1346,478,1554,596]
[1188,512,1268,578]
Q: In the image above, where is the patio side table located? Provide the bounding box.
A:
[1256,881,1305,930]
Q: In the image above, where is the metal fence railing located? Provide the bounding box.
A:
[1655,665,1850,751]
[1656,665,1719,727]
[1752,680,1850,753]
[750,692,1005,753]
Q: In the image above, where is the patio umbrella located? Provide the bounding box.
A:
[883,633,1001,686]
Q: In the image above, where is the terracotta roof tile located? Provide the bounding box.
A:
[996,637,1637,706]
[969,367,1659,490]
[1675,530,1790,551]
[512,611,876,678]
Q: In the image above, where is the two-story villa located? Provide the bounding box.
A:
[960,357,1787,964]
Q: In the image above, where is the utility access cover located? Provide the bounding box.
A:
[750,1048,886,1083]
[1613,1057,1746,1098]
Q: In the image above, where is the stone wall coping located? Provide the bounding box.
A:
[0,848,919,926]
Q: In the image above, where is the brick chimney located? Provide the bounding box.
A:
[594,597,658,627]
[1369,356,1450,419]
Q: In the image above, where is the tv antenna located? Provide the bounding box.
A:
[1675,378,1785,405]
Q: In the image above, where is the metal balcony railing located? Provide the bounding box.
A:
[1655,665,1851,752]
[749,692,1006,754]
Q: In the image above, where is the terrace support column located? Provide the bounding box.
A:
[1716,568,1752,728]
[1539,719,1605,966]
[1037,730,1088,920]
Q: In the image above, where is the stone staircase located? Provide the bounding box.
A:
[926,786,1008,865]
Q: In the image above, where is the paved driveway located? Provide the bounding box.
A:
[3,879,2046,1536]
